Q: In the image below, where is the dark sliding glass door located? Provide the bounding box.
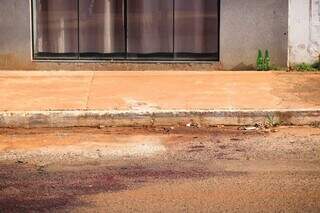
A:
[33,0,219,61]
[127,0,173,59]
[34,0,78,58]
[174,0,219,60]
[79,0,125,58]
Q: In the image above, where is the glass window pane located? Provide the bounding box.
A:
[174,0,219,59]
[34,0,78,58]
[79,0,125,58]
[127,0,173,59]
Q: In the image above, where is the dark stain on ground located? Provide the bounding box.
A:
[219,145,228,149]
[293,77,320,105]
[189,145,206,149]
[274,74,320,106]
[0,126,261,141]
[0,163,246,212]
[187,145,206,152]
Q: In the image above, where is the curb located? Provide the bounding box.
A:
[0,109,319,128]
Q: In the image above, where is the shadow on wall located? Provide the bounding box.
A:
[231,63,255,71]
[0,54,35,70]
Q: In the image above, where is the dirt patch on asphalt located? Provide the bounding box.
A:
[0,162,245,212]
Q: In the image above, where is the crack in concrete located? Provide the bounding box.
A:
[85,72,95,110]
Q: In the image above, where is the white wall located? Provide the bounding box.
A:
[289,0,320,65]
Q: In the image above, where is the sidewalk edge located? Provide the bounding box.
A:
[0,109,319,128]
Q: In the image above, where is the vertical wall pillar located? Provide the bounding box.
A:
[288,0,320,65]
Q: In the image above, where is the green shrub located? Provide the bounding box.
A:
[294,63,317,71]
[312,62,320,70]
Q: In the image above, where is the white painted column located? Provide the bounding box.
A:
[288,0,320,65]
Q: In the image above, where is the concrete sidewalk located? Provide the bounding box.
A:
[0,71,319,127]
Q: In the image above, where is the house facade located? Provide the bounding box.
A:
[0,0,319,70]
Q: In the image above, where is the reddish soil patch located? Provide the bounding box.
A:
[0,162,245,212]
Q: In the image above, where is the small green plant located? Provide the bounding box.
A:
[256,49,271,71]
[265,114,282,127]
[312,54,320,70]
[312,61,320,70]
[293,63,317,71]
